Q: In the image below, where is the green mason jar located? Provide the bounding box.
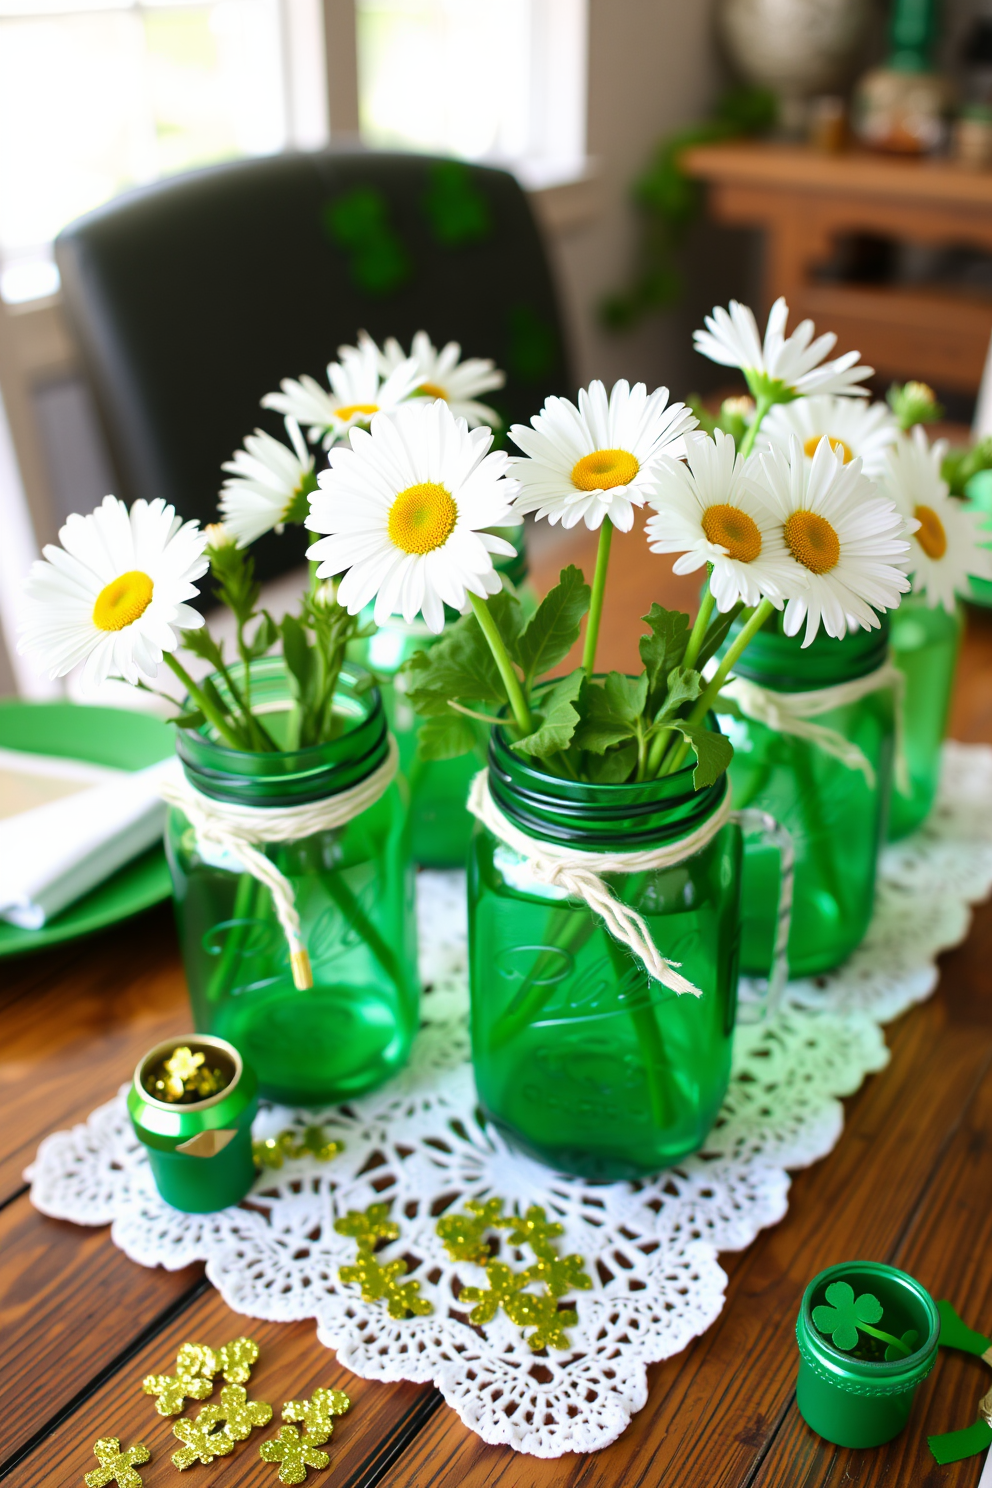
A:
[467,722,788,1181]
[350,528,532,869]
[889,595,962,840]
[165,658,419,1107]
[796,1262,940,1448]
[723,616,895,979]
[128,1034,258,1213]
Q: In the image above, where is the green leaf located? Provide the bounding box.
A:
[417,709,480,761]
[404,614,505,715]
[512,669,583,758]
[485,587,524,662]
[604,670,647,725]
[573,680,637,754]
[667,721,734,789]
[280,614,315,705]
[695,601,744,672]
[180,625,225,669]
[584,742,637,783]
[245,612,277,660]
[167,709,206,729]
[640,605,689,712]
[517,566,590,685]
[652,665,701,724]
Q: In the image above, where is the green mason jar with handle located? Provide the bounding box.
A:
[128,1034,258,1213]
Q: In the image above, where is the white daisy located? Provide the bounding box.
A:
[694,297,873,402]
[644,429,804,612]
[219,418,318,547]
[351,328,505,429]
[306,399,520,633]
[882,426,992,611]
[19,496,208,687]
[262,339,422,448]
[747,435,912,645]
[508,379,697,532]
[761,396,898,477]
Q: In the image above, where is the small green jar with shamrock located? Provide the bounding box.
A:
[795,1261,940,1448]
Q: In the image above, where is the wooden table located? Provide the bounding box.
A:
[682,140,992,395]
[5,524,992,1488]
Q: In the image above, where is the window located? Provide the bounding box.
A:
[0,0,327,303]
[356,0,588,188]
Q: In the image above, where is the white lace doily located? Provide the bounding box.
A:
[27,742,992,1458]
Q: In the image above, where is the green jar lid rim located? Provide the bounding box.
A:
[134,1034,246,1113]
[796,1261,940,1390]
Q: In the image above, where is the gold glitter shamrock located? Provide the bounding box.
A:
[339,1252,433,1319]
[334,1203,399,1252]
[215,1336,260,1384]
[260,1426,329,1484]
[145,1047,226,1103]
[254,1127,344,1170]
[283,1387,352,1443]
[436,1198,506,1264]
[142,1343,217,1415]
[460,1262,527,1325]
[522,1251,593,1299]
[172,1385,272,1469]
[501,1205,565,1258]
[511,1292,578,1352]
[84,1438,150,1488]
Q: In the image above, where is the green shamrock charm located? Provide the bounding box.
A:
[172,1385,272,1469]
[813,1282,913,1358]
[142,1342,216,1415]
[260,1425,329,1484]
[436,1198,506,1263]
[84,1438,150,1488]
[460,1262,527,1326]
[283,1387,351,1441]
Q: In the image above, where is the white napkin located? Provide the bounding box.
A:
[0,753,179,930]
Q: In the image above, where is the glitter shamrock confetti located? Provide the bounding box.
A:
[215,1336,260,1385]
[254,1127,344,1170]
[522,1250,593,1299]
[260,1426,330,1484]
[512,1292,579,1352]
[436,1198,506,1264]
[143,1046,228,1104]
[283,1387,351,1442]
[334,1203,399,1251]
[84,1438,150,1488]
[142,1343,217,1415]
[460,1262,526,1325]
[501,1205,565,1257]
[338,1250,433,1319]
[172,1385,272,1469]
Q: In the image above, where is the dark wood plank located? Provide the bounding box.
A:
[0,905,189,1202]
[370,889,992,1487]
[2,1284,435,1487]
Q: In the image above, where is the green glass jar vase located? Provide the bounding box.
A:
[796,1261,940,1448]
[722,616,896,979]
[165,658,419,1107]
[889,595,962,840]
[350,528,532,869]
[467,723,790,1181]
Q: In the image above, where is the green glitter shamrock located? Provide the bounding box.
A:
[522,1250,593,1299]
[334,1202,400,1253]
[460,1262,528,1325]
[254,1127,344,1170]
[142,1342,216,1415]
[436,1198,506,1263]
[84,1438,150,1488]
[283,1387,351,1443]
[339,1252,433,1319]
[511,1292,579,1353]
[813,1283,913,1358]
[172,1385,272,1469]
[500,1205,565,1258]
[259,1425,329,1484]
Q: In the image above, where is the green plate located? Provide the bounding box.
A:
[0,700,175,958]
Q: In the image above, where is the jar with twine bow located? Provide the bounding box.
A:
[466,719,793,1181]
[163,658,418,1107]
[718,611,899,978]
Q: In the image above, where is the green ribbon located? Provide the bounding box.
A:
[928,1302,992,1465]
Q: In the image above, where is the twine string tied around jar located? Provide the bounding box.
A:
[720,659,909,794]
[467,770,738,996]
[161,735,399,991]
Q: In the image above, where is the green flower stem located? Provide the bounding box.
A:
[738,393,775,460]
[164,653,247,751]
[582,517,613,678]
[661,598,775,776]
[206,872,262,1003]
[858,1323,911,1357]
[643,580,716,779]
[468,592,533,737]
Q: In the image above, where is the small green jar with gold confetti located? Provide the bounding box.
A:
[128,1034,258,1213]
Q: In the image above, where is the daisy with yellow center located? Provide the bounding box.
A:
[263,339,422,449]
[746,435,912,646]
[881,426,992,611]
[694,297,873,410]
[219,418,318,547]
[645,429,804,613]
[360,328,506,429]
[761,395,898,478]
[19,496,208,688]
[306,399,519,634]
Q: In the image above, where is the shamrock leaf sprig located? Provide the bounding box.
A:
[812,1282,917,1360]
[403,566,736,789]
